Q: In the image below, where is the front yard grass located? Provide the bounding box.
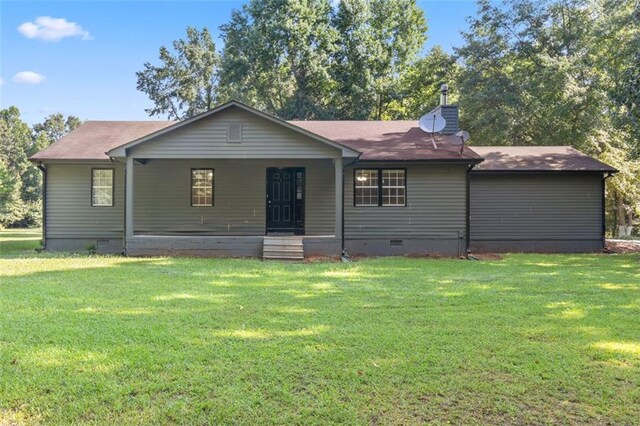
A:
[1,229,639,424]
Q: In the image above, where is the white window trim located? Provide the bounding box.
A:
[191,169,214,207]
[91,168,114,207]
[381,169,406,206]
[355,168,406,207]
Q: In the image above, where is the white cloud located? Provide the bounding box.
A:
[18,16,91,42]
[13,71,46,84]
[0,77,3,86]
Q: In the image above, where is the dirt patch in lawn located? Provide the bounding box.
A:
[304,255,341,263]
[469,253,504,260]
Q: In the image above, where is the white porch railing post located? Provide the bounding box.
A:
[125,156,134,238]
[334,157,343,238]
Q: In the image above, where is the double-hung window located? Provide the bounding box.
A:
[354,169,406,206]
[91,169,114,207]
[191,169,214,206]
[354,169,379,206]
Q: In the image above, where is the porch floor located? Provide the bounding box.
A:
[126,234,340,258]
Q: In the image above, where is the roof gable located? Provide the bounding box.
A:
[107,101,360,158]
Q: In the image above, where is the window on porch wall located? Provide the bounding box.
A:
[191,169,214,207]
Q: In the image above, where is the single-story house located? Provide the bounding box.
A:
[30,99,616,259]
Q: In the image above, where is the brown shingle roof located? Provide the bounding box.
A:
[30,118,480,162]
[289,120,480,161]
[30,120,175,161]
[471,146,617,172]
[28,116,616,173]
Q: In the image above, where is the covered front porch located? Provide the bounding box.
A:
[104,101,361,258]
[123,158,343,257]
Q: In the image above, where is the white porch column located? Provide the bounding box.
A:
[334,157,343,238]
[125,156,134,238]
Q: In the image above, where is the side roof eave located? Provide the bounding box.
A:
[106,100,361,158]
[470,168,619,174]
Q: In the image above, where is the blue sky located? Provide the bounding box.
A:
[1,0,477,125]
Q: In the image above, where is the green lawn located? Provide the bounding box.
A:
[0,228,42,255]
[1,230,639,424]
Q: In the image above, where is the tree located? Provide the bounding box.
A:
[0,107,31,227]
[136,27,220,120]
[138,0,426,120]
[331,0,378,119]
[0,107,32,179]
[596,0,640,157]
[383,46,460,119]
[0,158,22,227]
[219,0,337,119]
[32,113,82,145]
[368,0,428,119]
[332,0,428,119]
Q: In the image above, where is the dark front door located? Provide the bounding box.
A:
[266,168,304,234]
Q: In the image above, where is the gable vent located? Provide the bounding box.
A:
[227,123,242,143]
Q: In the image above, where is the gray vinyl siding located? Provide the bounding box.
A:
[470,173,603,246]
[130,108,340,159]
[133,159,335,235]
[46,163,124,239]
[430,105,458,134]
[344,164,468,240]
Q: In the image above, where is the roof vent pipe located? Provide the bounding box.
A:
[440,84,449,105]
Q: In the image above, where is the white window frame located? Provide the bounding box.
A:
[354,169,380,207]
[91,168,114,207]
[191,168,214,207]
[354,168,406,207]
[381,169,406,207]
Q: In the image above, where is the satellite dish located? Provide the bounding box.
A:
[452,130,469,146]
[419,113,446,150]
[419,113,446,133]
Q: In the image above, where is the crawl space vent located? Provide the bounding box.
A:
[390,239,403,247]
[227,123,242,143]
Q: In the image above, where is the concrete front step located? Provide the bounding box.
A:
[264,252,304,259]
[263,255,304,260]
